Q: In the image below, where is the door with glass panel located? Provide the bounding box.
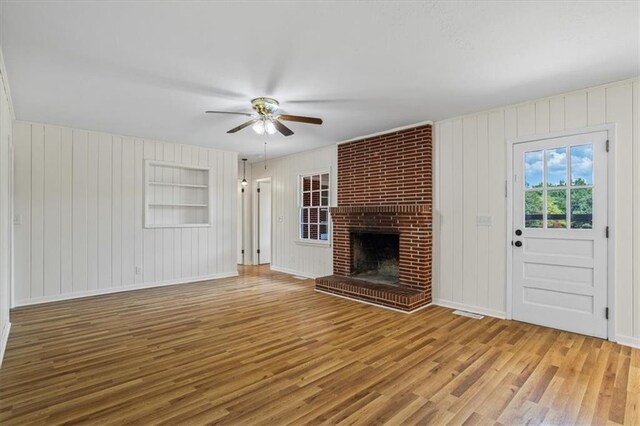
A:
[512,131,608,338]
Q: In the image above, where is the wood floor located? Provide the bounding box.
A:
[1,266,638,425]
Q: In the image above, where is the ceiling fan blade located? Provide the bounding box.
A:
[206,110,254,117]
[227,119,258,134]
[277,114,323,125]
[273,119,294,137]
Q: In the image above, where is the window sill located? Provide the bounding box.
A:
[295,239,332,248]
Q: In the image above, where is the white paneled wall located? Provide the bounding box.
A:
[249,145,337,278]
[0,55,13,364]
[13,121,238,306]
[434,78,640,345]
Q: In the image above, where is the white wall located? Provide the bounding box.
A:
[13,121,238,306]
[0,49,14,365]
[249,145,337,278]
[433,77,640,346]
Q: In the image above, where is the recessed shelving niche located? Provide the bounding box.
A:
[144,160,211,228]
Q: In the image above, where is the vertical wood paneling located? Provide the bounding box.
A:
[549,96,565,131]
[487,109,506,312]
[153,143,163,281]
[437,122,453,302]
[14,123,31,301]
[121,137,135,286]
[143,140,156,282]
[476,114,489,309]
[98,134,112,289]
[173,147,183,278]
[13,122,237,305]
[30,125,45,299]
[606,83,634,338]
[434,78,639,342]
[587,87,606,126]
[72,130,88,293]
[43,126,61,296]
[181,146,192,278]
[111,136,122,287]
[535,100,550,134]
[198,148,208,275]
[451,120,464,303]
[564,91,588,129]
[462,117,478,305]
[134,139,144,285]
[516,104,535,137]
[207,149,217,274]
[86,133,99,291]
[60,128,73,294]
[162,144,175,280]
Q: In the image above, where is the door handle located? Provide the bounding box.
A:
[514,241,523,247]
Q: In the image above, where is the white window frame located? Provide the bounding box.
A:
[296,170,331,246]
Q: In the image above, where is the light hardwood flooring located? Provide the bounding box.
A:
[1,266,638,425]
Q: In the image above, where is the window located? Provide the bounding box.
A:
[299,172,330,242]
[523,144,593,229]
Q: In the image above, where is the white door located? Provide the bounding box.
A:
[512,130,608,338]
[257,181,271,264]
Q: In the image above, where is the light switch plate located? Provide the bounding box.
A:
[477,216,492,227]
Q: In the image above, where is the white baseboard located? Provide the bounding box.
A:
[13,271,239,308]
[315,289,433,314]
[615,334,640,349]
[433,298,506,319]
[0,322,11,368]
[270,265,320,279]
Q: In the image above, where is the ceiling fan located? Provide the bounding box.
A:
[206,97,322,137]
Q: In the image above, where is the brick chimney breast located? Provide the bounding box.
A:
[316,124,433,312]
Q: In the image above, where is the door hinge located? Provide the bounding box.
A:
[606,226,609,238]
[257,187,261,193]
[605,307,609,320]
[241,249,244,254]
[241,188,244,193]
[257,249,261,254]
[505,180,508,198]
[606,139,610,152]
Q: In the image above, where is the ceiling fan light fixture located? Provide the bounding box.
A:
[252,120,265,135]
[265,120,277,135]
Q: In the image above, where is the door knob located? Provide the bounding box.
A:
[515,229,522,236]
[514,241,523,247]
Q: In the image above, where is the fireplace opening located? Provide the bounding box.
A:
[350,231,400,285]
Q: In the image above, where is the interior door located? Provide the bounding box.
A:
[512,130,608,338]
[257,181,271,264]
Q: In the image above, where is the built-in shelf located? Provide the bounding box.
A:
[145,160,211,228]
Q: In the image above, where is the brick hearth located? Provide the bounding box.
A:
[316,124,433,312]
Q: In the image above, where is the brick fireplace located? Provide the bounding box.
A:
[316,124,433,312]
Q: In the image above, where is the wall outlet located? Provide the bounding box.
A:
[135,266,143,275]
[477,216,492,227]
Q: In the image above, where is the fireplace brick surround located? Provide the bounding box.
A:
[316,124,433,312]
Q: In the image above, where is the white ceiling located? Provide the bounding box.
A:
[1,1,638,161]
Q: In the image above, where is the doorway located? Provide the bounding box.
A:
[509,127,613,339]
[254,178,271,265]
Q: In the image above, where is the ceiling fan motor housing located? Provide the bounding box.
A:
[251,97,279,116]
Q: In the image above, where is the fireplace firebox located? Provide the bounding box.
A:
[351,231,399,285]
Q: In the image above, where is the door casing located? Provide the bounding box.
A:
[506,124,616,340]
